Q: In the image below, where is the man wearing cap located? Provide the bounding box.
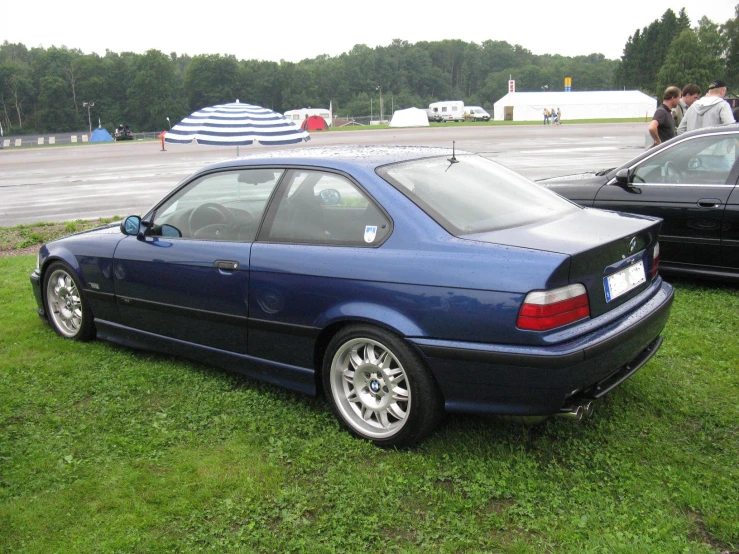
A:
[677,79,734,135]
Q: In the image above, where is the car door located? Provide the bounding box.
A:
[723,183,739,271]
[249,169,392,368]
[592,133,739,268]
[113,168,283,353]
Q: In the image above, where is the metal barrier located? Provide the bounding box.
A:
[1,130,164,148]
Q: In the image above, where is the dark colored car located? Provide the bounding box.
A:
[30,146,673,446]
[538,124,739,282]
[114,125,133,141]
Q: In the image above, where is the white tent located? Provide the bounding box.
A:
[493,91,657,122]
[389,107,430,128]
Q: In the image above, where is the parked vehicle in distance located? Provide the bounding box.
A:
[464,106,491,121]
[283,108,332,128]
[538,124,739,282]
[114,125,133,141]
[428,101,465,122]
[30,146,674,447]
[425,108,444,123]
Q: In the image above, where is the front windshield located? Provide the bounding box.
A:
[378,154,578,235]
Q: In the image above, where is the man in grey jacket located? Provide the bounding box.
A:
[677,80,734,135]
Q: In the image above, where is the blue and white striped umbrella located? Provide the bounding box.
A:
[165,101,310,147]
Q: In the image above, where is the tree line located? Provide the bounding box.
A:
[1,6,736,135]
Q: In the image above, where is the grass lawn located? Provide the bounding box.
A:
[1,251,737,552]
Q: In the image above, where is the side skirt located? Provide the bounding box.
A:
[95,319,316,395]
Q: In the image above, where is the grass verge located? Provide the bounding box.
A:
[0,218,118,254]
[0,255,737,552]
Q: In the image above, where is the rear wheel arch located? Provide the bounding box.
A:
[318,322,445,447]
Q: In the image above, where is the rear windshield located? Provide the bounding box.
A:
[377,154,578,235]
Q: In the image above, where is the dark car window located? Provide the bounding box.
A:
[632,135,739,185]
[263,170,390,246]
[149,168,283,241]
[378,154,577,235]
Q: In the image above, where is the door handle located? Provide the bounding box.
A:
[215,260,239,270]
[697,199,722,208]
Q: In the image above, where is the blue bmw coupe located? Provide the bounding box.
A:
[30,146,674,446]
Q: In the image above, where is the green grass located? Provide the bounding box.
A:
[1,254,737,553]
[0,218,119,251]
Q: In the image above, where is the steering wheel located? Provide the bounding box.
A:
[188,202,239,239]
[664,161,683,184]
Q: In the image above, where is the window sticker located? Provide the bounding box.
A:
[364,225,378,243]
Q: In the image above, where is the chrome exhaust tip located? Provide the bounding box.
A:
[556,405,583,420]
[582,401,594,418]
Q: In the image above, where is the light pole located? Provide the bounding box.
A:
[82,101,94,134]
[166,116,171,129]
[376,85,383,123]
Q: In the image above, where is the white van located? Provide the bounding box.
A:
[464,106,491,121]
[283,108,332,127]
[428,101,465,122]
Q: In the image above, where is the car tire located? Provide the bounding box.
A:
[323,324,444,447]
[43,261,95,341]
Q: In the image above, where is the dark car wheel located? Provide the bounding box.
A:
[43,262,95,341]
[323,325,444,447]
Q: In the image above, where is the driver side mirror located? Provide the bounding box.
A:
[120,215,151,240]
[121,215,141,236]
[613,168,640,192]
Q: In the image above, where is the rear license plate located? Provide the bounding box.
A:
[604,260,646,302]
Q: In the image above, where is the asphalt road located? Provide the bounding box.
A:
[0,122,650,226]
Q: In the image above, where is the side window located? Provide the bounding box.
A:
[263,170,391,246]
[632,135,739,185]
[150,169,283,241]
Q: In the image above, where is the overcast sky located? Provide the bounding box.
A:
[5,1,737,63]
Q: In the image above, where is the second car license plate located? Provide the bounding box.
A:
[604,260,646,302]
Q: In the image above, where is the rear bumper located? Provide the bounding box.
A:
[412,278,674,416]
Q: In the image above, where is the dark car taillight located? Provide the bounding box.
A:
[517,284,590,331]
[651,242,660,278]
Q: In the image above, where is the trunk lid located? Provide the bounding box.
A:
[461,207,662,317]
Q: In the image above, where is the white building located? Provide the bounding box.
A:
[492,91,657,122]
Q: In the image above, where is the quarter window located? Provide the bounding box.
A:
[262,170,390,246]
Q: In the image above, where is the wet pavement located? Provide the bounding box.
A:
[0,122,650,226]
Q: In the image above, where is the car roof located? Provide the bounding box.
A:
[199,145,461,174]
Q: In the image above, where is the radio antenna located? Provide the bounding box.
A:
[446,141,459,171]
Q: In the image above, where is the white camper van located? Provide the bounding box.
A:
[283,108,332,127]
[428,101,465,122]
[464,106,491,121]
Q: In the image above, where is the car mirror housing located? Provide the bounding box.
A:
[121,215,141,236]
[615,168,629,185]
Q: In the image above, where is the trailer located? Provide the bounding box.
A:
[428,101,465,122]
[283,108,332,127]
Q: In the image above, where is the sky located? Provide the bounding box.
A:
[4,0,737,63]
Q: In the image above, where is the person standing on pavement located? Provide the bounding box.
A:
[677,79,734,135]
[648,86,681,148]
[672,84,701,128]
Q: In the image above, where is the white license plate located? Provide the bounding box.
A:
[604,260,646,302]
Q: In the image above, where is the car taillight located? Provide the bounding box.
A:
[651,242,660,278]
[517,284,590,331]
